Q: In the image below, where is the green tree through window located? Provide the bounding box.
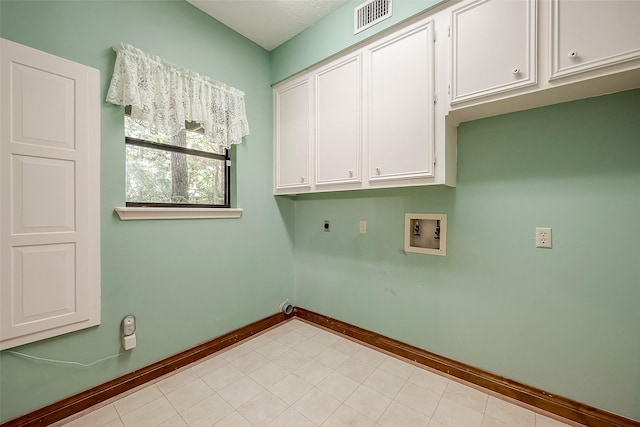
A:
[124,116,230,207]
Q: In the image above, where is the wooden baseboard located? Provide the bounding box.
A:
[4,308,638,427]
[1,312,287,427]
[294,307,639,427]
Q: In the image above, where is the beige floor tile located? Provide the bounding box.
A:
[220,343,253,362]
[294,359,334,385]
[214,411,253,427]
[217,376,264,408]
[378,357,415,380]
[293,388,341,425]
[294,323,322,338]
[317,371,360,401]
[180,393,234,427]
[363,367,407,398]
[276,331,309,348]
[428,420,448,427]
[297,339,329,358]
[345,385,392,421]
[273,349,311,372]
[330,338,365,356]
[322,404,376,427]
[114,385,163,417]
[229,350,269,374]
[191,355,228,378]
[378,401,430,427]
[157,369,199,395]
[201,364,245,391]
[165,378,213,413]
[485,396,536,427]
[244,333,276,350]
[535,413,573,427]
[103,419,125,427]
[157,415,187,427]
[120,397,178,427]
[432,397,484,427]
[265,326,291,339]
[248,361,290,388]
[336,357,376,383]
[237,390,288,426]
[312,330,342,346]
[269,373,314,405]
[443,381,488,413]
[314,347,351,368]
[255,340,290,360]
[266,407,317,427]
[394,381,442,418]
[408,368,450,395]
[352,346,387,367]
[482,414,512,427]
[64,404,120,426]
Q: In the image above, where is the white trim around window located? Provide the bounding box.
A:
[115,207,243,220]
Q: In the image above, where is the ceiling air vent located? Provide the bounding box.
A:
[354,0,392,34]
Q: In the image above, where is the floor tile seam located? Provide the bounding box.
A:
[428,382,449,423]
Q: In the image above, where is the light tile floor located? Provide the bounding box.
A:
[57,319,583,427]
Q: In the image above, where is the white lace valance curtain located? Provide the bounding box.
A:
[106,43,250,148]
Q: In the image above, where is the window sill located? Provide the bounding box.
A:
[114,207,243,220]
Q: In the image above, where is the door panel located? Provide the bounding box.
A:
[1,38,100,349]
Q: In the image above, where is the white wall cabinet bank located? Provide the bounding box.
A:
[448,0,640,122]
[273,18,456,195]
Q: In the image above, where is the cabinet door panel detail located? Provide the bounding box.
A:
[10,244,82,336]
[274,79,311,190]
[316,55,361,185]
[12,156,75,233]
[550,0,640,79]
[11,63,76,148]
[451,0,537,103]
[367,21,435,181]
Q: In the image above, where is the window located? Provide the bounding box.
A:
[124,115,230,208]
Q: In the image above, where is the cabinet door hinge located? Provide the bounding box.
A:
[433,30,437,42]
[447,84,451,95]
[433,94,437,104]
[434,156,438,166]
[448,26,451,37]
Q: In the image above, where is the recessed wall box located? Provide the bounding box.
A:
[404,213,447,256]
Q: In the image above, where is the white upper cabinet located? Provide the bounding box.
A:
[315,53,362,187]
[451,0,537,104]
[365,20,435,183]
[550,0,640,80]
[273,75,312,192]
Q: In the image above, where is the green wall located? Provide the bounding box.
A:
[293,89,640,420]
[269,0,445,83]
[0,0,295,422]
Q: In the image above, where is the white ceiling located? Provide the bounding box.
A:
[186,0,352,51]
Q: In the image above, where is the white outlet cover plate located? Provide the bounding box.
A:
[536,227,552,248]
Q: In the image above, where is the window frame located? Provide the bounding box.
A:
[124,129,231,209]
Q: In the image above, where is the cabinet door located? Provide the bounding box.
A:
[1,38,100,349]
[550,0,640,80]
[451,0,537,104]
[366,20,435,182]
[315,53,362,186]
[274,77,312,191]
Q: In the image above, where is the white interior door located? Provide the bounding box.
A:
[1,38,100,349]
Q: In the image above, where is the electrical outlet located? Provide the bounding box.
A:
[359,220,367,234]
[535,227,552,248]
